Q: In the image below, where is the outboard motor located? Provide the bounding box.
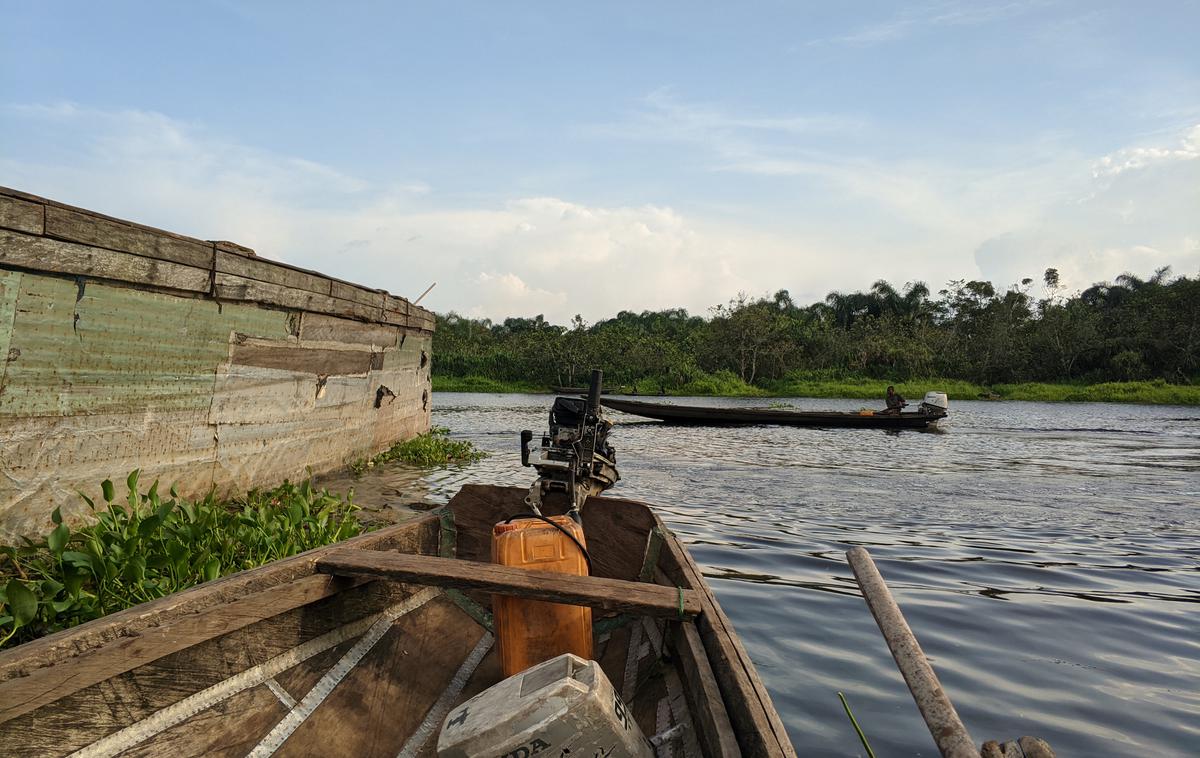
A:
[919,391,949,416]
[520,369,619,518]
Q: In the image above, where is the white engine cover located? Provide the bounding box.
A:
[922,391,949,410]
[437,653,653,758]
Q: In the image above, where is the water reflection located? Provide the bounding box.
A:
[339,393,1200,756]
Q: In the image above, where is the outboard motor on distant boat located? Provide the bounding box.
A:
[919,391,949,416]
[520,369,620,518]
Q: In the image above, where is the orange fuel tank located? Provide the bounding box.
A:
[492,516,593,677]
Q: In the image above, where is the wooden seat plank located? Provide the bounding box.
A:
[315,549,701,620]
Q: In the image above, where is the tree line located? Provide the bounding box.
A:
[433,268,1200,390]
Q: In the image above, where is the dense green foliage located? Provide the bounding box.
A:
[350,427,488,474]
[434,268,1200,400]
[0,473,361,649]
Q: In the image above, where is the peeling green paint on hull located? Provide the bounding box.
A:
[0,276,293,417]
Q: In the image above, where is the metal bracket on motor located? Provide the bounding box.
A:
[520,369,619,518]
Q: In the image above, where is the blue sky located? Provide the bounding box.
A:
[3,1,1198,321]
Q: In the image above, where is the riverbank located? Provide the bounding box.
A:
[0,431,488,649]
[432,373,1200,405]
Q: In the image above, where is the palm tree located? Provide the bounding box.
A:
[869,280,902,317]
[900,281,932,322]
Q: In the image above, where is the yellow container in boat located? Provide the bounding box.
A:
[492,516,593,677]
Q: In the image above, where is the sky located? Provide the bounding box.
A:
[2,1,1198,323]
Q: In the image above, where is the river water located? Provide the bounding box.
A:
[335,393,1200,756]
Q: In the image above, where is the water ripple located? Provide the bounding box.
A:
[339,393,1200,756]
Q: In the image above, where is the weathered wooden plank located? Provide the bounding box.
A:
[330,279,384,310]
[595,623,632,698]
[44,205,214,270]
[316,549,702,619]
[327,295,381,321]
[298,312,401,347]
[0,519,436,693]
[0,194,43,234]
[211,414,377,488]
[0,574,368,723]
[0,271,19,387]
[272,635,362,702]
[117,684,289,758]
[0,410,218,538]
[215,250,331,297]
[2,581,421,756]
[672,620,743,757]
[213,271,337,312]
[0,230,210,293]
[405,308,436,332]
[229,340,375,376]
[0,185,47,204]
[383,294,409,315]
[380,309,407,327]
[212,240,255,256]
[382,334,427,371]
[213,272,376,321]
[208,364,372,426]
[273,597,484,758]
[658,528,798,757]
[0,277,227,419]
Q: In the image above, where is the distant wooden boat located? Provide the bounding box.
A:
[0,485,795,757]
[602,397,946,430]
[552,386,614,395]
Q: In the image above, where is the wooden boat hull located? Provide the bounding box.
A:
[0,485,795,757]
[602,397,945,429]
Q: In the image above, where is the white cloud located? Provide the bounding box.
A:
[2,102,1196,323]
[584,90,864,164]
[975,123,1200,290]
[594,93,1200,295]
[1091,124,1200,179]
[811,1,1046,47]
[0,102,830,321]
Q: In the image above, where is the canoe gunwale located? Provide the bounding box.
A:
[0,519,440,724]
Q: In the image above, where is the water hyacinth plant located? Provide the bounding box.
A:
[0,471,362,649]
[350,426,487,474]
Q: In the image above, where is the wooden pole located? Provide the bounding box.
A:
[846,546,980,758]
[413,281,436,305]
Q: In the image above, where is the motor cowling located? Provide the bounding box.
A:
[919,391,949,415]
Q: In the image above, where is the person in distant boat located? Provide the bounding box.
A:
[882,386,907,415]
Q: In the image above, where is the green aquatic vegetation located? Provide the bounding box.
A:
[350,427,488,474]
[674,370,768,397]
[0,472,361,649]
[431,370,1200,405]
[987,379,1200,405]
[757,374,1200,405]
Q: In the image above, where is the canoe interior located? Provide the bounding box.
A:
[0,485,794,758]
[602,397,945,429]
